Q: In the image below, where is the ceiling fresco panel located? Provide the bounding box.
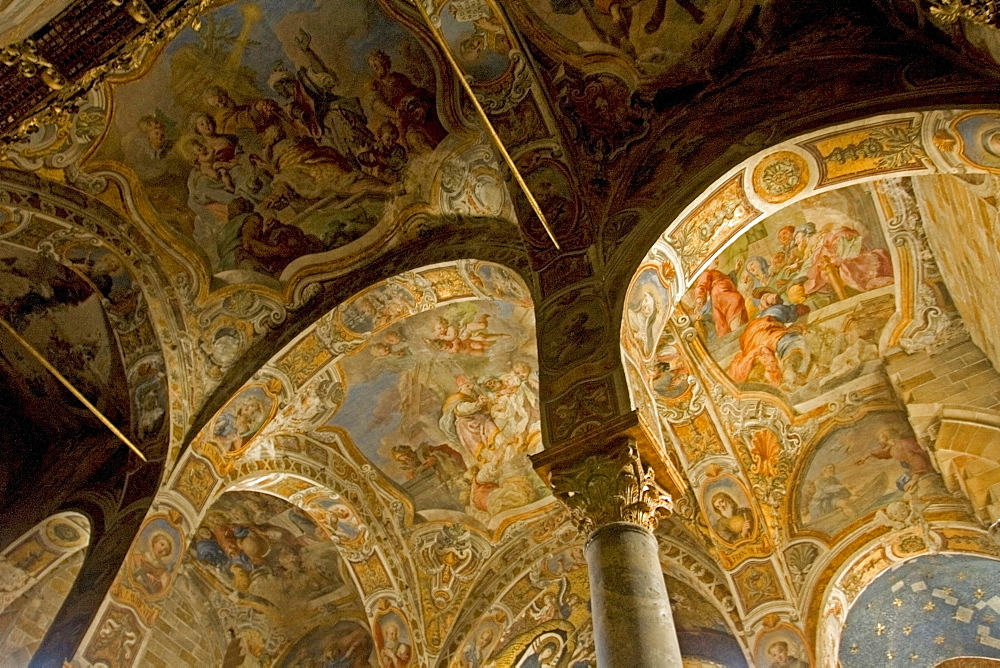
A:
[503,0,767,88]
[85,0,513,294]
[188,491,350,611]
[331,297,548,528]
[675,184,896,406]
[620,113,1000,668]
[276,619,375,667]
[793,410,950,539]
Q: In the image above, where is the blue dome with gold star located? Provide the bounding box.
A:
[841,554,1000,667]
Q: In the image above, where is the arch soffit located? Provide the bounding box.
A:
[0,169,178,461]
[620,108,997,439]
[0,512,91,608]
[86,259,555,663]
[642,109,993,300]
[615,109,1000,652]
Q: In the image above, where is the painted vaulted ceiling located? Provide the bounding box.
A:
[5,0,1000,667]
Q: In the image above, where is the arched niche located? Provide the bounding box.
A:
[141,487,371,666]
[0,512,90,664]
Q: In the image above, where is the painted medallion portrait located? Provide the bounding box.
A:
[703,476,757,546]
[209,384,277,455]
[308,496,365,544]
[952,111,1000,172]
[436,0,513,83]
[624,265,671,362]
[374,609,413,668]
[755,626,811,668]
[128,515,183,599]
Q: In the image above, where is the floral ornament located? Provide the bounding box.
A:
[752,151,809,204]
[749,429,782,479]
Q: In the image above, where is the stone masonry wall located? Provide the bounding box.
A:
[0,549,84,666]
[141,574,225,668]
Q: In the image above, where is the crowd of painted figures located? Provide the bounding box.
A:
[690,211,892,388]
[128,29,446,276]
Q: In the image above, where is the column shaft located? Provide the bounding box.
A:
[586,522,683,667]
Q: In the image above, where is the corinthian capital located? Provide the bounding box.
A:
[542,438,673,536]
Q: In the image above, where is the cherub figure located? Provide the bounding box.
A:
[426,308,509,355]
[371,330,410,358]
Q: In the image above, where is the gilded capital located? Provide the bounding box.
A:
[545,439,673,536]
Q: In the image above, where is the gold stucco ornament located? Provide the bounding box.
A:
[930,0,1000,27]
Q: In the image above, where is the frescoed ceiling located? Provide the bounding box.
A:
[330,295,544,528]
[616,110,1000,666]
[0,0,995,460]
[172,490,371,665]
[7,0,1000,662]
[86,0,512,293]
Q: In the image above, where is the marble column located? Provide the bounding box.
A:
[537,436,683,667]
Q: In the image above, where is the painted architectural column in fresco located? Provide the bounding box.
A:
[533,421,682,666]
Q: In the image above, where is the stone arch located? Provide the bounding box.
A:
[141,470,380,667]
[622,109,998,408]
[77,258,550,666]
[0,168,178,464]
[0,169,188,665]
[618,108,1000,665]
[804,511,996,664]
[934,407,1000,523]
[0,512,90,664]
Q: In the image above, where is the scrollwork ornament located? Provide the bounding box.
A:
[478,53,533,114]
[548,441,673,536]
[0,39,66,90]
[2,0,216,145]
[874,178,967,352]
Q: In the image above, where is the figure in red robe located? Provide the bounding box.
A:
[694,269,748,338]
[803,224,893,296]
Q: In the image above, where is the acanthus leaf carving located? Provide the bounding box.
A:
[547,439,672,536]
